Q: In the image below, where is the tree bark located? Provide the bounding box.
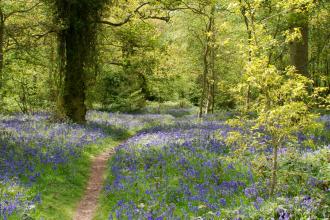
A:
[239,2,253,112]
[209,6,216,114]
[270,140,278,195]
[199,42,209,118]
[62,23,87,123]
[199,5,215,118]
[55,30,66,118]
[0,9,4,87]
[55,1,102,123]
[289,13,309,77]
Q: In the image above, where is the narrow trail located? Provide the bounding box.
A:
[73,148,115,220]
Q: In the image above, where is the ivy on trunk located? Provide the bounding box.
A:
[54,0,106,123]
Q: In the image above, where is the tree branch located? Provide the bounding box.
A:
[98,15,133,27]
[4,2,42,21]
[108,61,125,66]
[98,2,172,26]
[98,2,150,26]
[32,30,56,40]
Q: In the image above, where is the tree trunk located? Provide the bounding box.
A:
[199,44,209,118]
[205,83,210,115]
[289,14,309,77]
[0,11,4,88]
[240,3,253,112]
[270,141,278,195]
[55,31,66,118]
[55,1,102,123]
[199,5,215,118]
[62,23,87,123]
[209,7,216,114]
[207,49,215,114]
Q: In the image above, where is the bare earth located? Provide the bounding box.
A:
[73,148,115,220]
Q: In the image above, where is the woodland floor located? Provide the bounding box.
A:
[1,111,329,219]
[73,148,116,220]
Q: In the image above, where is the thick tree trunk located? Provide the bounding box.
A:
[62,24,87,123]
[55,1,101,123]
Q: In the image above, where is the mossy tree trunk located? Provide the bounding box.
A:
[62,22,87,123]
[55,0,105,123]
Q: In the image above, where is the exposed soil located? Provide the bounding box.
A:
[73,148,115,220]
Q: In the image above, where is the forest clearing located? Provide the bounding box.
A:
[0,0,329,219]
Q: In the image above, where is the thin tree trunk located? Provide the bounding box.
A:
[20,81,28,113]
[270,139,278,195]
[56,31,66,118]
[205,83,211,115]
[199,5,215,118]
[0,12,4,87]
[209,6,216,114]
[199,44,209,118]
[240,2,253,113]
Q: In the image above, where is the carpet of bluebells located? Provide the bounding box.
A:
[0,113,106,219]
[1,110,329,220]
[101,114,330,219]
[0,111,173,219]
